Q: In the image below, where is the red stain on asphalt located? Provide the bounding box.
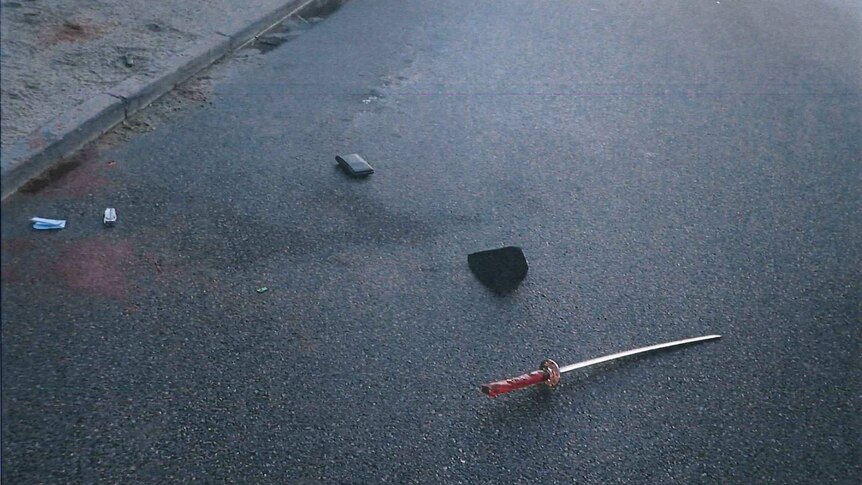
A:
[124,303,142,314]
[53,237,135,298]
[1,238,36,254]
[1,239,36,285]
[20,146,110,197]
[1,265,20,284]
[142,251,183,280]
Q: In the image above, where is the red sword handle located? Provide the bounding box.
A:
[481,370,547,397]
[480,359,561,398]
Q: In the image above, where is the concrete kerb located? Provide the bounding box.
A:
[0,0,318,200]
[108,33,233,116]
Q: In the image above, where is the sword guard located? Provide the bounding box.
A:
[541,359,561,387]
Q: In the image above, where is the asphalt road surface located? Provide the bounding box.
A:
[2,0,860,483]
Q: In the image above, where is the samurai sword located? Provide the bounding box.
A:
[481,334,721,397]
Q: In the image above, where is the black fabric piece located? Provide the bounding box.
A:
[468,246,528,294]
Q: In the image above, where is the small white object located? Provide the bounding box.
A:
[104,208,117,225]
[30,217,66,230]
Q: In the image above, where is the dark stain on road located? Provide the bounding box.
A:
[18,146,110,197]
[18,159,82,194]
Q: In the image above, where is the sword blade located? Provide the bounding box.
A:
[559,334,721,374]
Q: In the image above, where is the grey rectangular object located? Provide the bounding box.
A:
[336,154,374,176]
